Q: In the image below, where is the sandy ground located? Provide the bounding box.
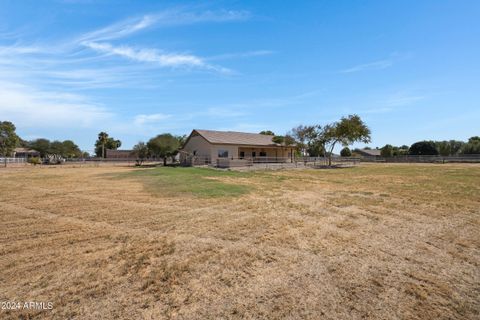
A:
[0,164,479,319]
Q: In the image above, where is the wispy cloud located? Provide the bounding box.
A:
[340,59,393,73]
[78,15,157,42]
[340,53,412,73]
[357,91,427,115]
[207,50,274,61]
[0,81,111,128]
[75,8,250,72]
[81,41,230,72]
[133,113,172,125]
[78,9,250,42]
[0,6,266,146]
[385,93,425,107]
[0,45,42,55]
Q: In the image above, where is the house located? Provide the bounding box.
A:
[13,148,40,158]
[354,148,381,157]
[180,129,295,166]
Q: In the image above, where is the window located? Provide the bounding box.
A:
[259,151,267,157]
[252,151,256,157]
[218,149,229,158]
[239,151,245,158]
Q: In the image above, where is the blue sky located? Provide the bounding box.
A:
[1,0,479,153]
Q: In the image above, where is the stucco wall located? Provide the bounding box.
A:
[182,135,212,158]
[210,144,239,160]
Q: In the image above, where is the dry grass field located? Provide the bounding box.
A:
[0,163,479,319]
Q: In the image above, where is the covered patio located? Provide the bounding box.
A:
[238,146,294,162]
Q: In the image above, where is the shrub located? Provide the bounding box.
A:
[28,157,41,165]
[340,147,351,157]
[380,144,393,157]
[409,141,438,155]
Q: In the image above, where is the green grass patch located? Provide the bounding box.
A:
[115,167,254,198]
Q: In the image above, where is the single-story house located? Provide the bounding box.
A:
[180,129,295,165]
[13,148,40,158]
[354,148,381,157]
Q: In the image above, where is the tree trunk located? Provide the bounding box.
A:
[163,157,167,166]
[328,142,337,166]
[102,143,105,158]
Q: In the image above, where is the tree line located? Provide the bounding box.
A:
[2,118,478,165]
[377,138,480,157]
[261,114,372,165]
[0,121,84,159]
[131,134,186,166]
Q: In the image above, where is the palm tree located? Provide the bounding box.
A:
[98,132,109,158]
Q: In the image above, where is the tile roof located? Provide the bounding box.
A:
[193,129,278,146]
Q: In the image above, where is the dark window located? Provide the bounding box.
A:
[252,151,256,157]
[259,151,267,157]
[239,151,245,158]
[218,149,228,158]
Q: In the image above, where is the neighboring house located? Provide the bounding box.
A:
[106,149,135,159]
[355,148,381,157]
[180,129,295,165]
[13,148,40,158]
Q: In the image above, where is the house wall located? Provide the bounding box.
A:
[210,144,239,160]
[182,134,212,159]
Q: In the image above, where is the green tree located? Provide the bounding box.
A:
[61,140,82,158]
[132,141,149,165]
[435,141,451,156]
[380,144,394,157]
[28,138,81,158]
[17,137,29,148]
[0,121,20,160]
[393,145,409,156]
[94,132,121,158]
[272,135,285,144]
[448,140,465,155]
[176,134,188,147]
[409,141,438,155]
[284,135,296,147]
[461,136,480,154]
[49,140,65,155]
[97,132,109,158]
[321,115,371,166]
[259,130,275,135]
[28,138,51,157]
[290,125,319,156]
[147,134,181,166]
[340,147,352,157]
[309,125,332,158]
